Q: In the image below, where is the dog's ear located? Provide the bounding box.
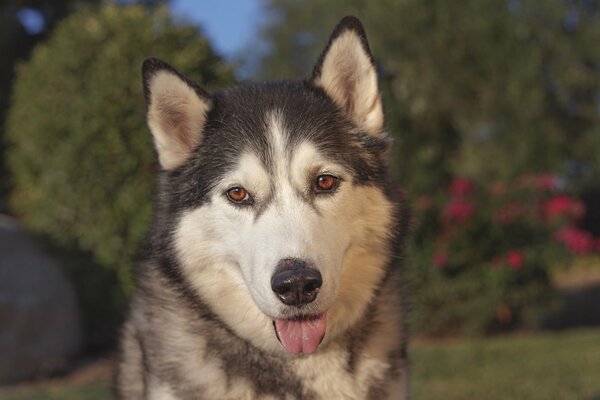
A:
[312,16,384,135]
[142,58,212,170]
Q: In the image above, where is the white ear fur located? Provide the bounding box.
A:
[313,17,384,135]
[142,58,211,170]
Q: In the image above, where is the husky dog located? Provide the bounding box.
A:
[118,16,409,400]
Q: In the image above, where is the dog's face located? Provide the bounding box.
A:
[143,17,396,355]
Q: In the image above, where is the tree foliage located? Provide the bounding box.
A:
[6,4,233,342]
[257,0,600,193]
[1,0,98,211]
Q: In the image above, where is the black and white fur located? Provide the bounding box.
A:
[118,16,409,400]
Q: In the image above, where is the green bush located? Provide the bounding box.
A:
[6,4,233,342]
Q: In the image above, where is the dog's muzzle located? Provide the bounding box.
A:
[270,258,326,355]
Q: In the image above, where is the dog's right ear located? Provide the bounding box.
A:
[312,17,383,136]
[142,58,212,170]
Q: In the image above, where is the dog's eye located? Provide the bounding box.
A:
[315,175,339,193]
[226,186,253,205]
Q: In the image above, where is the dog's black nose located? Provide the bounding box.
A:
[271,259,322,307]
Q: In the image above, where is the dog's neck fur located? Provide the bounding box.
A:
[128,257,406,400]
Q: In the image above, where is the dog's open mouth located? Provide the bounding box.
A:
[273,314,326,355]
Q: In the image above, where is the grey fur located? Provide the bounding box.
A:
[118,16,409,400]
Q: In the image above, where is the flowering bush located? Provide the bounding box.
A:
[407,173,599,336]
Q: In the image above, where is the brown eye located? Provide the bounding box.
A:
[315,174,339,193]
[226,186,252,204]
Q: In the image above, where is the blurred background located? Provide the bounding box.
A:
[0,0,599,399]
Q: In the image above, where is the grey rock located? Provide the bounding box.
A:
[0,215,82,383]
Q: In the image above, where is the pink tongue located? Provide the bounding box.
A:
[274,314,326,355]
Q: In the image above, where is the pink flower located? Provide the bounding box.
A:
[450,178,474,197]
[433,252,448,269]
[544,195,572,216]
[442,200,475,224]
[543,195,585,220]
[506,250,525,269]
[595,238,600,253]
[554,226,594,255]
[493,202,524,223]
[517,173,535,188]
[535,174,557,191]
[488,182,507,196]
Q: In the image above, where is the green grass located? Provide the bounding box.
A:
[0,381,111,400]
[412,328,600,400]
[1,329,599,399]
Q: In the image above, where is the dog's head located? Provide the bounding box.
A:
[143,17,397,355]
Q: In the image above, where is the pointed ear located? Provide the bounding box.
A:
[312,16,384,135]
[142,58,212,170]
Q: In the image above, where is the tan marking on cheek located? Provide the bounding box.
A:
[325,186,395,339]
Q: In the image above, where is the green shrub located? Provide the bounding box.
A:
[406,174,598,336]
[6,4,233,341]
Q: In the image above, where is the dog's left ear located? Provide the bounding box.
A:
[142,58,212,170]
[312,16,384,135]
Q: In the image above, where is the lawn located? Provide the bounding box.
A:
[1,328,599,399]
[411,328,600,400]
[0,381,111,400]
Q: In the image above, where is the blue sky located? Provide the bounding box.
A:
[16,0,267,77]
[170,0,266,60]
[18,0,265,60]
